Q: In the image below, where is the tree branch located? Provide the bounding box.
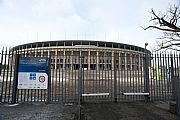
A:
[144,6,180,32]
[144,4,180,51]
[142,26,180,32]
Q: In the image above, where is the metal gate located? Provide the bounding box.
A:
[50,55,115,103]
[0,48,175,104]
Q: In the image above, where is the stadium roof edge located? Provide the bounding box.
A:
[11,40,151,54]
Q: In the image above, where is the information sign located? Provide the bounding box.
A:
[18,57,49,89]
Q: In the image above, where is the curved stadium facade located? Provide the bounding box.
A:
[12,40,149,71]
[0,40,174,104]
[0,40,155,103]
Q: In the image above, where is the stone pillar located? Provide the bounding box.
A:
[124,53,127,70]
[41,49,43,57]
[48,49,50,56]
[96,51,99,70]
[55,49,58,70]
[104,52,107,70]
[80,50,82,56]
[71,50,73,70]
[130,54,132,70]
[119,52,121,70]
[35,48,37,57]
[112,51,114,70]
[63,50,65,70]
[88,50,91,70]
[138,54,141,71]
[80,50,82,70]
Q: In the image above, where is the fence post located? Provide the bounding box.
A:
[174,77,180,115]
[47,57,51,103]
[0,63,2,76]
[114,54,117,103]
[144,52,150,102]
[11,54,19,104]
[170,55,175,100]
[78,55,83,120]
[0,49,4,102]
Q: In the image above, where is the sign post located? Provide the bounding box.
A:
[18,57,49,89]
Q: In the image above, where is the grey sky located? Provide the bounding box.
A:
[0,0,178,50]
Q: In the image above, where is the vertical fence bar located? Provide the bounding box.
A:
[151,54,155,101]
[8,49,14,103]
[158,52,161,100]
[96,53,98,102]
[70,53,73,102]
[74,55,76,102]
[166,53,170,100]
[114,53,117,102]
[110,54,112,101]
[162,53,166,100]
[11,53,19,104]
[68,54,71,102]
[0,47,4,102]
[171,54,175,100]
[22,46,26,102]
[4,48,11,102]
[0,48,3,76]
[64,55,67,102]
[126,54,129,101]
[61,51,64,102]
[58,52,61,102]
[1,48,7,102]
[41,44,44,102]
[118,53,120,101]
[82,56,85,102]
[174,76,180,116]
[159,52,162,99]
[29,44,33,102]
[78,55,83,120]
[19,47,23,102]
[144,52,150,102]
[98,55,101,101]
[154,53,158,100]
[174,52,180,116]
[76,55,79,102]
[51,55,54,101]
[47,56,51,103]
[24,46,27,102]
[54,50,57,102]
[117,54,119,101]
[101,55,104,101]
[129,53,132,101]
[92,56,95,101]
[31,45,36,102]
[140,54,143,100]
[162,53,167,100]
[135,55,138,101]
[124,54,127,101]
[137,54,140,101]
[107,55,110,101]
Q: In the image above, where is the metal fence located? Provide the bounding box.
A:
[0,48,177,104]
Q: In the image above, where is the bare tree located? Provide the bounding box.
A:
[143,4,180,51]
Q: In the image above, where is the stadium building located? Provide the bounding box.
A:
[12,40,150,71]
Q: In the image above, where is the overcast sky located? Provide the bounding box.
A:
[0,0,178,50]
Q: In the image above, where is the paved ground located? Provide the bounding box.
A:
[0,103,78,120]
[0,102,179,120]
[81,102,179,120]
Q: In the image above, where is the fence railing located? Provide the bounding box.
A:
[0,48,177,103]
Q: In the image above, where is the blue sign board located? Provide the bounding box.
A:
[18,57,49,89]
